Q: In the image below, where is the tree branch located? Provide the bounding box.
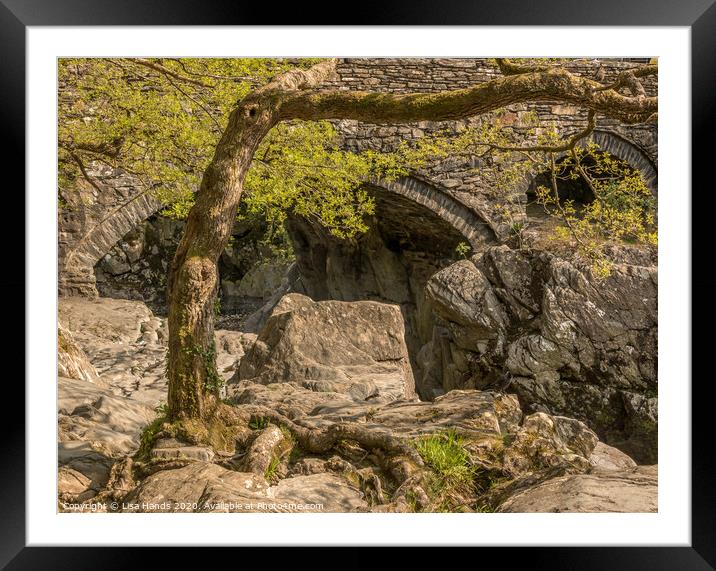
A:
[277,66,656,125]
[65,148,104,194]
[488,110,597,153]
[127,58,212,88]
[494,58,552,75]
[595,64,658,94]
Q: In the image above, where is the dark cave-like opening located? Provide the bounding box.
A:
[93,206,294,318]
[527,157,596,219]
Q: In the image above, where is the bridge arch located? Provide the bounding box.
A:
[587,130,658,194]
[59,190,163,297]
[368,175,498,250]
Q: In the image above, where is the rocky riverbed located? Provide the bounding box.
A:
[57,294,656,513]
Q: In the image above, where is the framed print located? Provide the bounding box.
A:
[5,0,714,567]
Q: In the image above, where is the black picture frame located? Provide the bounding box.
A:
[4,0,713,568]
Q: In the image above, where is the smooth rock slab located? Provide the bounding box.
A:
[58,441,114,491]
[267,473,367,512]
[59,297,156,345]
[58,376,156,454]
[588,442,637,471]
[497,465,657,513]
[123,462,368,512]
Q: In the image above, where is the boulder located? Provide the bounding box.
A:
[502,413,598,477]
[425,259,509,337]
[234,260,293,300]
[122,462,368,512]
[588,442,637,471]
[238,294,416,402]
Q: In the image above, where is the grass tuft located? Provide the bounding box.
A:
[413,429,476,512]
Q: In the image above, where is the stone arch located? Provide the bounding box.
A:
[59,190,164,297]
[521,130,658,216]
[368,175,498,250]
[586,130,658,194]
[286,175,498,303]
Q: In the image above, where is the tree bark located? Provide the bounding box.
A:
[166,62,338,420]
[166,58,657,421]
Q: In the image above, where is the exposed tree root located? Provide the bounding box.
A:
[91,457,136,506]
[240,404,429,509]
[241,404,423,465]
[239,424,286,475]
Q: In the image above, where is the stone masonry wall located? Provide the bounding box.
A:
[326,58,657,242]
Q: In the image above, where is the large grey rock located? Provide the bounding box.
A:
[421,245,657,463]
[238,294,416,402]
[588,442,637,471]
[498,465,657,513]
[231,261,293,301]
[502,413,598,477]
[425,259,509,337]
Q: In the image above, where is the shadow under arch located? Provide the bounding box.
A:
[284,175,498,399]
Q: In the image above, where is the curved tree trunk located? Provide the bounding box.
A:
[166,59,657,421]
[166,62,338,420]
[166,105,277,419]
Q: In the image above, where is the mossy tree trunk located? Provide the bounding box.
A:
[166,58,657,421]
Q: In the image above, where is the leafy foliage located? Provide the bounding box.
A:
[59,58,657,265]
[532,143,656,276]
[135,403,170,461]
[455,241,472,259]
[59,59,293,192]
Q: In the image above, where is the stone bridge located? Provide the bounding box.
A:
[58,58,657,297]
[58,165,162,297]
